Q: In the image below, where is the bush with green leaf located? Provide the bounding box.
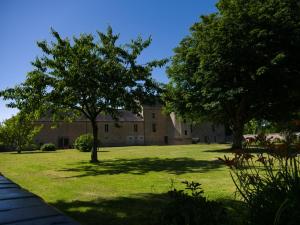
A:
[40,143,56,151]
[220,134,300,225]
[0,142,9,152]
[74,134,94,152]
[160,181,228,225]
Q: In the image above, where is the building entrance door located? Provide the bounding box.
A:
[164,136,169,144]
[58,137,69,149]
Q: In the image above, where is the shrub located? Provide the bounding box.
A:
[192,138,200,144]
[0,143,9,152]
[41,143,56,151]
[159,181,228,225]
[74,134,94,152]
[23,144,39,151]
[220,134,300,225]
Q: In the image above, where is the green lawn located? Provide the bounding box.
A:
[0,144,237,225]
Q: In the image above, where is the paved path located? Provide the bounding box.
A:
[0,175,80,225]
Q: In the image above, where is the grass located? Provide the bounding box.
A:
[0,144,238,225]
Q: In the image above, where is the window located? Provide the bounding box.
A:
[190,124,193,133]
[152,113,156,119]
[184,130,187,135]
[134,124,138,132]
[152,123,156,132]
[183,119,186,124]
[105,124,109,132]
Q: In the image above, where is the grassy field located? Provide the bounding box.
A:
[0,144,237,225]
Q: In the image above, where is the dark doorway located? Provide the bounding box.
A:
[204,136,210,144]
[58,137,69,149]
[164,136,169,144]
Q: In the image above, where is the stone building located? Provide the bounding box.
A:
[35,104,226,148]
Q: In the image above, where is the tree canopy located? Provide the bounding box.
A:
[1,26,167,161]
[164,0,300,148]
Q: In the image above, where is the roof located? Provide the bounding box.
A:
[38,110,144,122]
[94,110,143,122]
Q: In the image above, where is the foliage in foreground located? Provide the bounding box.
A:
[0,113,42,153]
[74,134,94,152]
[160,181,228,225]
[220,134,300,225]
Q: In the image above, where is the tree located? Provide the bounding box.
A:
[0,114,42,153]
[163,0,300,149]
[1,27,167,162]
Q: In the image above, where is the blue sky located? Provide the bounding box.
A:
[0,0,218,121]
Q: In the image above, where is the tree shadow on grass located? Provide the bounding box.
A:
[8,149,110,154]
[58,157,224,177]
[203,148,234,153]
[51,194,168,225]
[204,147,271,154]
[51,194,245,225]
[9,150,60,154]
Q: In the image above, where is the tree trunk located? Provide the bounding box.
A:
[16,140,21,154]
[231,122,245,150]
[91,120,99,163]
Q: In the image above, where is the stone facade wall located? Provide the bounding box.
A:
[98,121,144,146]
[191,123,226,143]
[35,105,226,147]
[35,121,144,147]
[142,105,169,145]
